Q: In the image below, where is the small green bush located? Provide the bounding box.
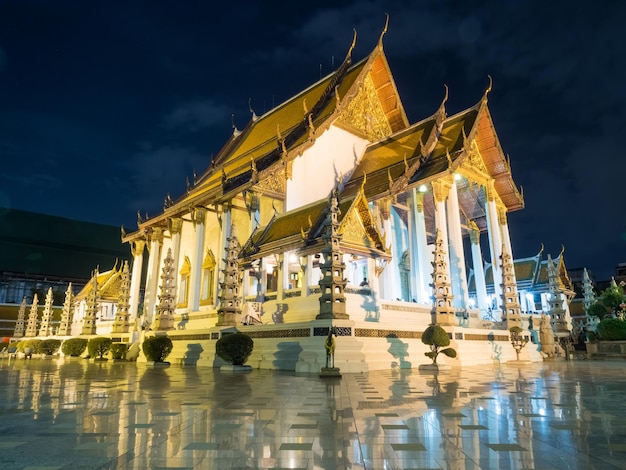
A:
[87,337,113,359]
[142,336,173,362]
[23,339,42,354]
[39,339,62,355]
[597,318,626,341]
[421,325,456,365]
[216,332,254,365]
[62,338,88,357]
[110,343,128,360]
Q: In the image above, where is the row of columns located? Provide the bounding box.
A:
[382,175,512,317]
[126,205,233,328]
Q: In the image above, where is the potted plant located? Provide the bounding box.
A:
[509,326,530,361]
[215,332,253,370]
[420,325,457,370]
[142,335,173,364]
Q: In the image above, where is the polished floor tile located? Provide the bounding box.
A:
[1,358,626,469]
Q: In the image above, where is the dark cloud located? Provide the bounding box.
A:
[0,0,622,279]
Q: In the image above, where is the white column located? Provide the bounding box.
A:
[128,239,145,323]
[485,182,503,312]
[446,179,470,309]
[169,217,183,280]
[469,224,489,313]
[379,199,401,300]
[498,206,513,259]
[410,188,430,303]
[188,207,207,312]
[144,227,163,327]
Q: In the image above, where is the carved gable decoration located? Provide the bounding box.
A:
[337,75,393,141]
[460,139,490,183]
[255,166,286,197]
[339,193,385,251]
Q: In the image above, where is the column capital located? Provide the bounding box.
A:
[468,220,480,244]
[131,239,146,257]
[431,179,452,203]
[377,197,392,221]
[485,179,497,202]
[414,190,425,212]
[168,217,183,234]
[192,206,207,225]
[497,204,508,226]
[149,226,164,243]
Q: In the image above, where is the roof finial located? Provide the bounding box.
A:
[483,75,493,102]
[303,98,309,115]
[248,98,258,121]
[345,28,357,61]
[232,113,241,136]
[378,13,389,48]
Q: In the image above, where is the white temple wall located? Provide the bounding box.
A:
[286,125,368,211]
[158,322,544,372]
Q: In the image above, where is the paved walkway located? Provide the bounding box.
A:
[0,358,625,469]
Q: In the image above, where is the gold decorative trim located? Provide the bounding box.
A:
[336,75,392,141]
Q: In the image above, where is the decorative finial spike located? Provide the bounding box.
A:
[378,13,389,47]
[346,28,357,60]
[483,75,493,101]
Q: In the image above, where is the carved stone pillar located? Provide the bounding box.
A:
[129,239,145,323]
[188,207,207,312]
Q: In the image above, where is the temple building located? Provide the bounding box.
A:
[107,28,557,369]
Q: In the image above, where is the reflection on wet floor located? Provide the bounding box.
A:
[1,358,626,469]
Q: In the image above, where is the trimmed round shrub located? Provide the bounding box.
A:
[142,336,173,362]
[39,339,62,355]
[597,318,626,341]
[216,332,254,365]
[422,325,451,347]
[87,337,113,359]
[110,343,128,360]
[421,325,456,364]
[62,338,88,357]
[23,339,42,354]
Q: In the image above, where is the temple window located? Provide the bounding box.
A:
[200,249,216,305]
[178,256,191,307]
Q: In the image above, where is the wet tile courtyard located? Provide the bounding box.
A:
[1,358,625,469]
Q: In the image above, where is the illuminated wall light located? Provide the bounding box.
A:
[418,184,428,193]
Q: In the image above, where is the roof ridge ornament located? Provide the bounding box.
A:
[378,13,389,49]
[345,28,357,62]
[232,114,241,136]
[483,75,493,103]
[248,98,258,122]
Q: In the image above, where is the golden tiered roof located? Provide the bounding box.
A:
[124,38,409,238]
[74,263,122,302]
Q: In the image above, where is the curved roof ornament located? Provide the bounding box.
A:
[345,28,357,62]
[232,114,241,136]
[248,98,258,122]
[378,13,389,49]
[482,75,493,103]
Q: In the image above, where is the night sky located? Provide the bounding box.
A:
[0,1,624,280]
